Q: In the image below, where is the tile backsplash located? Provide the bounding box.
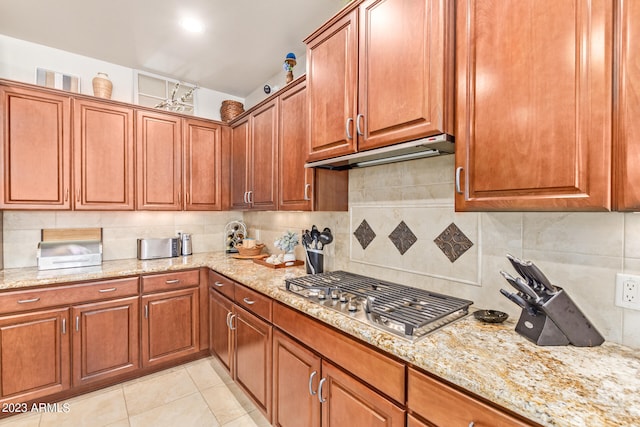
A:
[3,155,640,348]
[2,211,240,268]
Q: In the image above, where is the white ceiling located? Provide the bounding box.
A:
[0,0,346,97]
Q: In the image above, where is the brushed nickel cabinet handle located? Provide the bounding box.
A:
[17,297,40,304]
[229,313,237,331]
[226,311,232,329]
[165,279,181,284]
[144,305,149,319]
[247,191,253,204]
[64,188,69,202]
[317,377,327,403]
[213,281,224,287]
[62,318,66,335]
[242,297,255,305]
[455,166,464,194]
[308,371,318,396]
[98,287,117,293]
[356,114,364,136]
[75,316,80,332]
[468,422,475,427]
[345,117,353,140]
[304,184,311,201]
[76,189,80,202]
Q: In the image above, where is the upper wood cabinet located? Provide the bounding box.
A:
[455,0,613,211]
[229,100,278,211]
[279,78,313,211]
[613,0,640,211]
[306,0,454,162]
[136,110,183,210]
[0,84,71,209]
[73,99,135,210]
[183,118,225,210]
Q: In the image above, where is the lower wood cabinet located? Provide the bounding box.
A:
[71,296,139,386]
[0,308,70,404]
[141,287,199,367]
[407,367,534,427]
[209,274,273,422]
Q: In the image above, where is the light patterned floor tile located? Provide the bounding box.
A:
[221,413,260,427]
[185,358,226,391]
[39,388,128,427]
[0,412,41,427]
[201,384,248,425]
[123,368,199,416]
[129,392,219,427]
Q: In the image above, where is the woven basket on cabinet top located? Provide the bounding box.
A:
[220,100,244,122]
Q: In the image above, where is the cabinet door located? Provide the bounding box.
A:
[250,99,278,210]
[230,116,251,209]
[613,0,640,210]
[306,9,359,162]
[455,0,612,211]
[272,330,321,427]
[0,308,70,403]
[183,118,224,210]
[279,79,313,211]
[234,305,272,421]
[209,288,234,373]
[321,361,405,427]
[0,85,71,209]
[357,0,454,151]
[407,414,431,427]
[71,296,139,387]
[136,110,182,210]
[142,287,199,367]
[73,99,134,210]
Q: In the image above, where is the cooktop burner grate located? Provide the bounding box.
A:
[285,271,473,339]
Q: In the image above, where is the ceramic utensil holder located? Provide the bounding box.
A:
[515,287,604,347]
[305,248,323,274]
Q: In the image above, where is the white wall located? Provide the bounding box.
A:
[0,34,242,121]
[243,54,307,109]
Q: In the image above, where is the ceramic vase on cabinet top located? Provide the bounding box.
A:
[92,72,113,99]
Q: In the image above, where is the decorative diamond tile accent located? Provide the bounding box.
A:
[434,222,474,263]
[388,221,417,255]
[353,219,376,250]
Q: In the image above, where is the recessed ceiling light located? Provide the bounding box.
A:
[180,17,204,33]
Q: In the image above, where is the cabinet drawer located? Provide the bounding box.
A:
[407,367,533,427]
[0,277,139,314]
[141,269,199,293]
[273,302,404,404]
[209,270,235,300]
[235,284,272,322]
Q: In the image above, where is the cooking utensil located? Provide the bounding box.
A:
[310,225,320,249]
[319,229,333,247]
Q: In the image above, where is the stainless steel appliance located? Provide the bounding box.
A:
[285,271,473,342]
[180,233,192,256]
[37,240,102,270]
[137,238,180,260]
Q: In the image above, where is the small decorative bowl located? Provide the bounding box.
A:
[473,309,509,324]
[236,243,265,257]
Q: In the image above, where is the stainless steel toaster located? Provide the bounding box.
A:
[137,238,180,260]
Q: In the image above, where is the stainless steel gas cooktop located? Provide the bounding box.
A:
[285,271,473,342]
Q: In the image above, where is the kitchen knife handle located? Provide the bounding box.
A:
[455,167,464,194]
[308,371,318,396]
[345,117,353,140]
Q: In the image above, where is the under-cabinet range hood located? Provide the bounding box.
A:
[304,134,454,170]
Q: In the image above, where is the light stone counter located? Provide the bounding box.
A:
[1,253,638,427]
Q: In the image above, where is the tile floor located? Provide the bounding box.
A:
[0,357,270,427]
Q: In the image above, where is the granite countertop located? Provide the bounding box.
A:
[1,253,639,427]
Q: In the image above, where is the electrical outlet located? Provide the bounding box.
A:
[615,273,640,310]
